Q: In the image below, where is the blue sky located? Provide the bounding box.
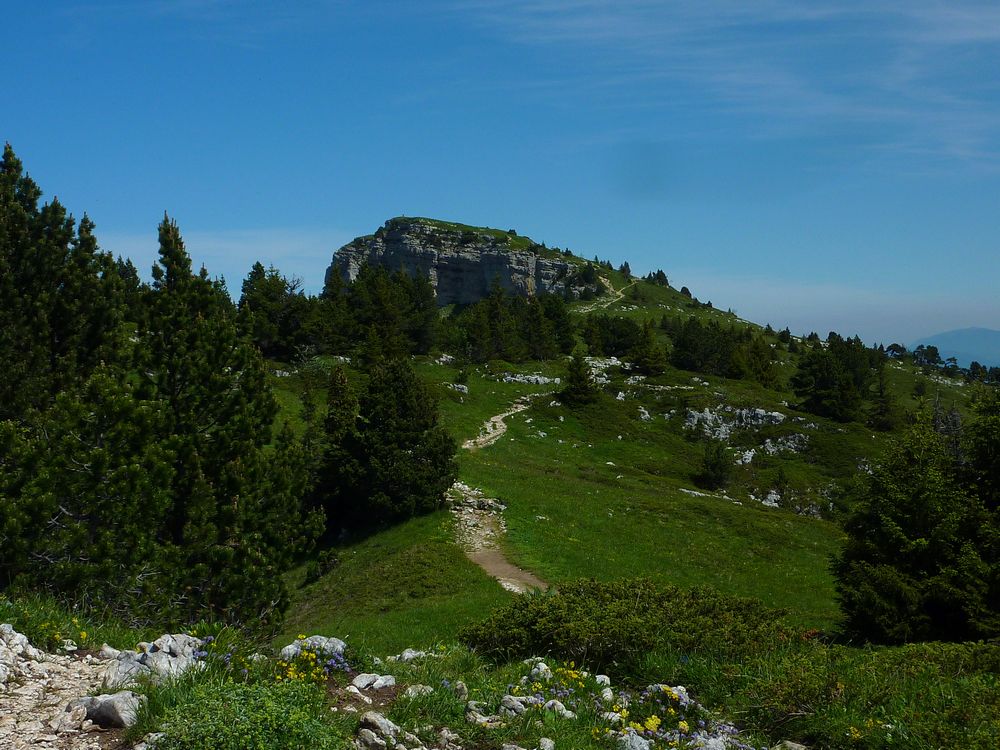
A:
[5,1,999,343]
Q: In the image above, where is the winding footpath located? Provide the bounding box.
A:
[574,277,636,314]
[452,393,550,593]
[460,394,541,450]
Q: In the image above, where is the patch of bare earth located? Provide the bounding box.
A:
[448,482,546,594]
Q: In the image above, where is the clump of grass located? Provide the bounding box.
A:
[0,592,151,651]
[127,625,365,744]
[152,680,350,750]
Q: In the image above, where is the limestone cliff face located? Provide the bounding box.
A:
[327,217,584,305]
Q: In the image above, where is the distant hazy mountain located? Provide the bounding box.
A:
[911,327,1000,367]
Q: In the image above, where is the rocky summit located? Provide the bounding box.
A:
[327,217,591,305]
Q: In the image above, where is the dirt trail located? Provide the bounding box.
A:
[461,395,539,450]
[449,484,547,594]
[575,277,636,314]
[467,547,547,594]
[451,396,550,592]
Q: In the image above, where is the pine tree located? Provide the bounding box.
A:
[629,320,668,375]
[139,215,317,625]
[561,348,599,406]
[867,359,900,432]
[791,348,862,422]
[405,272,439,354]
[312,366,361,539]
[695,439,732,490]
[966,387,1000,512]
[523,297,559,360]
[0,145,126,419]
[0,366,175,614]
[317,358,457,529]
[833,414,998,643]
[313,271,354,353]
[464,302,494,362]
[349,265,409,360]
[541,294,576,354]
[486,279,526,361]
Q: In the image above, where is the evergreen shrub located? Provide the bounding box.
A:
[460,578,793,672]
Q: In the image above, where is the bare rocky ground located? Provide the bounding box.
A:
[0,626,120,750]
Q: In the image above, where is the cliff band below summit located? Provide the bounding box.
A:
[327,217,585,306]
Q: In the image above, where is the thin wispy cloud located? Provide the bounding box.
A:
[456,1,1000,164]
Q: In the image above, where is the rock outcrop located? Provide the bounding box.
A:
[328,217,592,305]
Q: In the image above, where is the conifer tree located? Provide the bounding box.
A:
[791,348,862,422]
[833,414,998,643]
[486,279,526,360]
[523,297,559,360]
[629,320,668,375]
[312,271,354,353]
[867,359,901,432]
[541,294,575,354]
[349,265,410,360]
[966,387,1000,512]
[316,358,456,530]
[0,366,174,614]
[139,215,317,625]
[405,272,439,354]
[312,366,361,538]
[0,145,126,419]
[464,302,494,362]
[561,347,599,406]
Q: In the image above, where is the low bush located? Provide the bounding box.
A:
[459,578,795,671]
[154,680,347,750]
[462,579,1000,749]
[636,633,1000,749]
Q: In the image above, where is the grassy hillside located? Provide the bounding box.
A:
[273,268,974,643]
[279,513,510,655]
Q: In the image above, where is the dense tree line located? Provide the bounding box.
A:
[660,316,778,386]
[791,333,886,423]
[237,263,438,361]
[441,282,575,363]
[0,151,318,627]
[0,145,455,629]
